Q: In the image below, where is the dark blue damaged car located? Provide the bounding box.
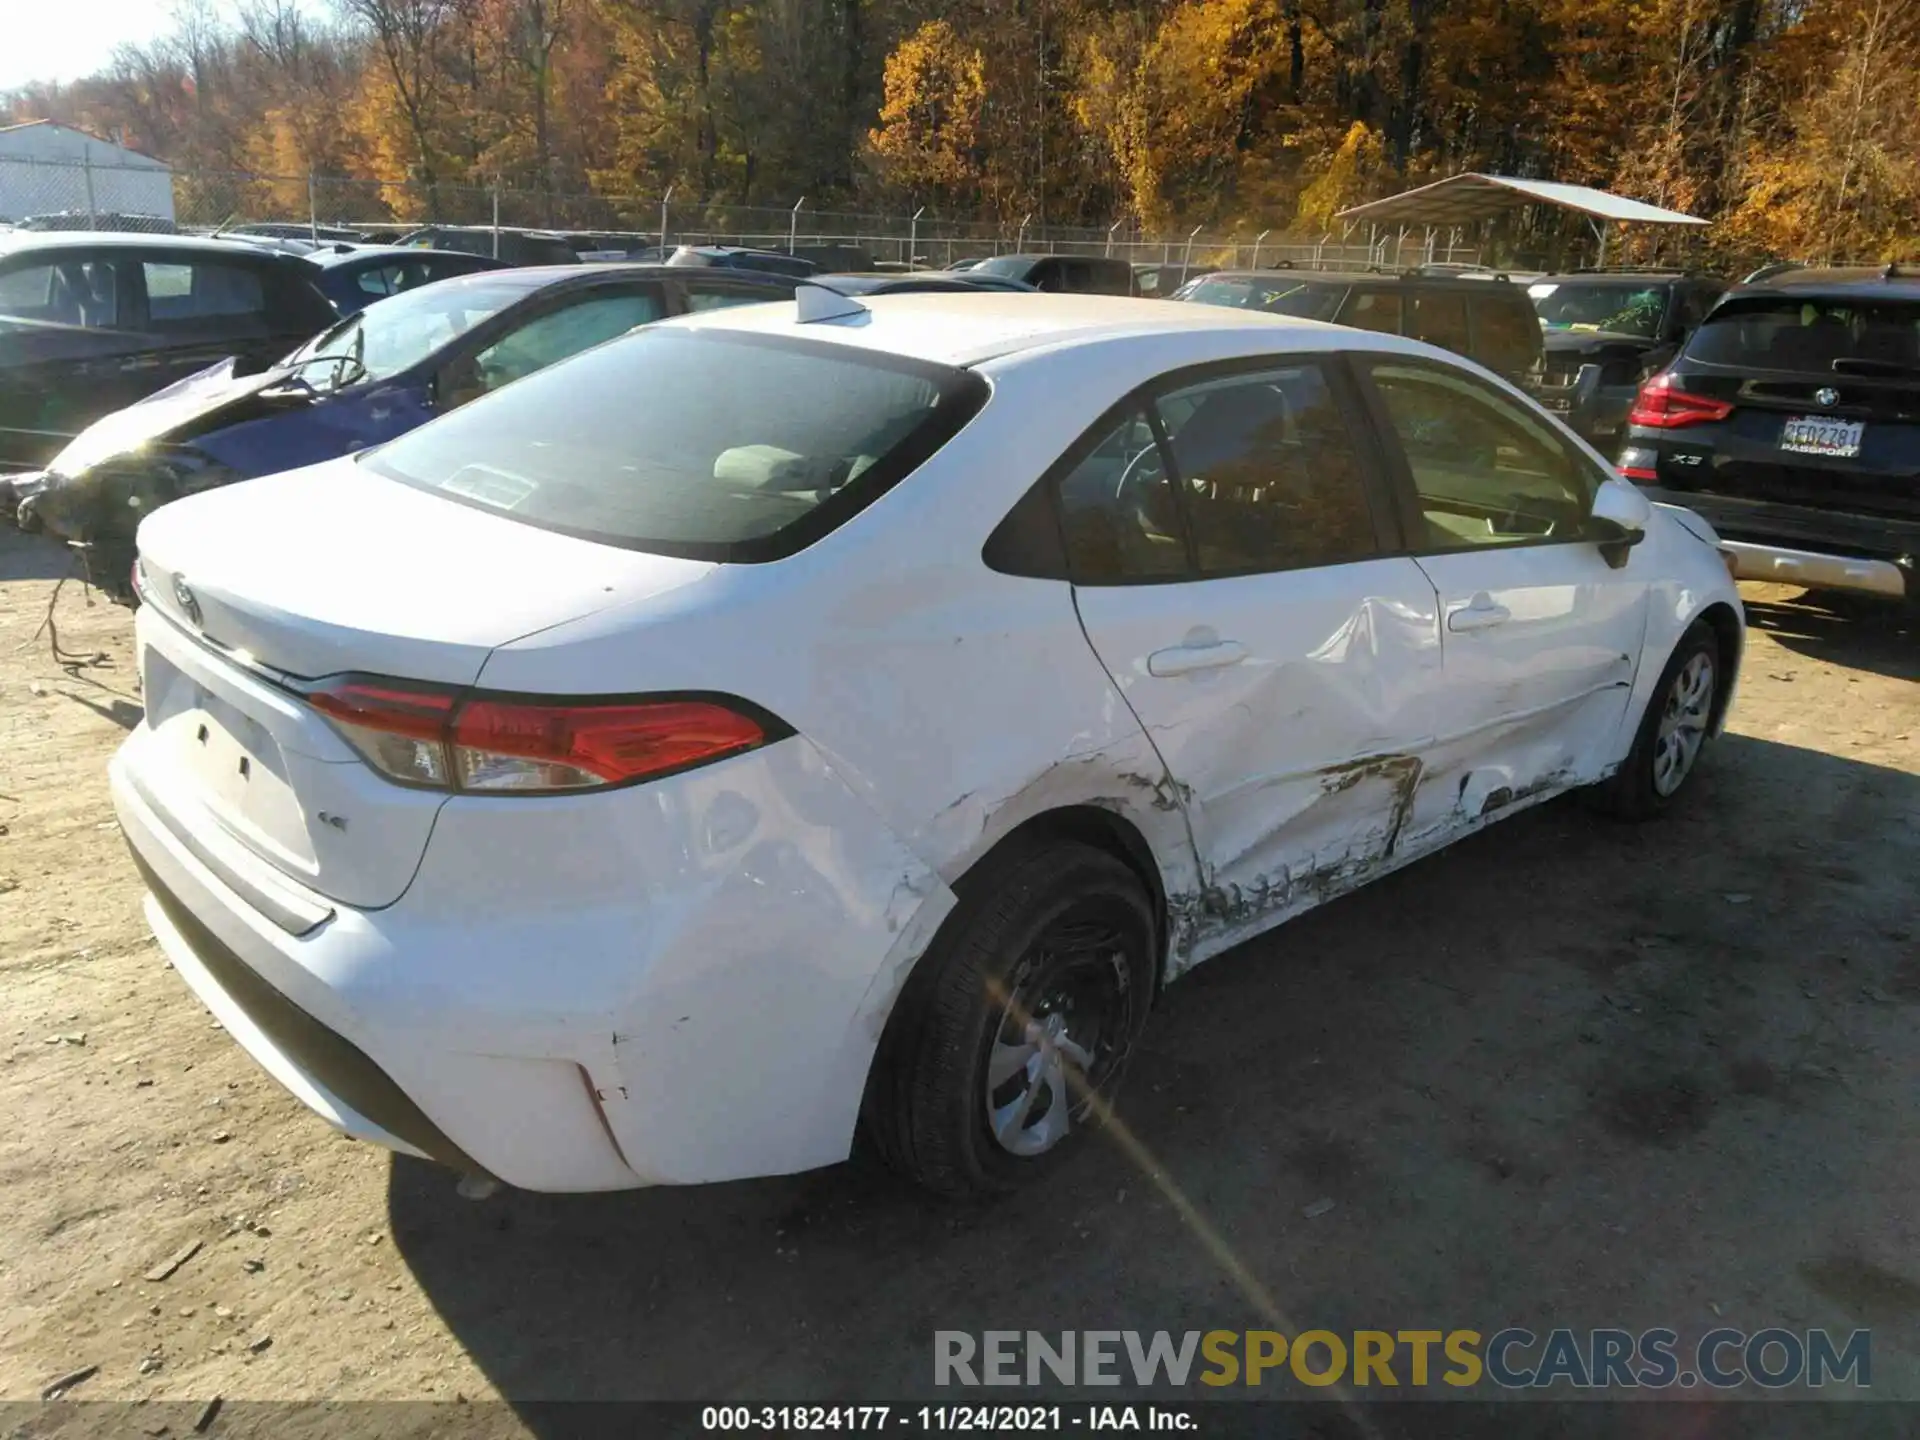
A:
[21,262,798,598]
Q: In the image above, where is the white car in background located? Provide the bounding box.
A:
[112,290,1744,1198]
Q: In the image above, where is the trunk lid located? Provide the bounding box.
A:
[136,455,715,683]
[130,457,717,908]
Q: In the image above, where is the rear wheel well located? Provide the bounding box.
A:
[1693,601,1743,734]
[953,806,1170,989]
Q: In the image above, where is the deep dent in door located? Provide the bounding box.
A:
[1065,585,1441,976]
[1108,592,1633,979]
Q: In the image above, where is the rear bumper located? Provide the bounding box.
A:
[127,838,481,1175]
[112,718,952,1192]
[1636,486,1915,600]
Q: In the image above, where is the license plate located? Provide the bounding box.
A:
[1779,415,1863,457]
[1540,396,1572,412]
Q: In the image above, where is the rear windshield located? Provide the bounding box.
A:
[363,328,987,560]
[1175,277,1340,321]
[970,256,1034,279]
[1528,282,1668,338]
[1683,295,1920,374]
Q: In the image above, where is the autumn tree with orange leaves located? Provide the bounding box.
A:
[6,0,1920,262]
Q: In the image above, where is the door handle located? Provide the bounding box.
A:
[1147,640,1247,677]
[1448,598,1512,633]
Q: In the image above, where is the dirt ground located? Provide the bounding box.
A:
[0,521,1915,1426]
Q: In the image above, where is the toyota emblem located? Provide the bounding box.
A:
[1815,386,1840,407]
[172,574,203,628]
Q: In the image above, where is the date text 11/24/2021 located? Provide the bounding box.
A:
[701,1406,1196,1431]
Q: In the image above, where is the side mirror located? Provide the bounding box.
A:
[1589,476,1653,568]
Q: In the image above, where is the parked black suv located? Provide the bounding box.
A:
[1528,270,1727,450]
[1171,266,1543,391]
[0,232,338,474]
[1617,266,1920,605]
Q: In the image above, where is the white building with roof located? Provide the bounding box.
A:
[0,120,174,224]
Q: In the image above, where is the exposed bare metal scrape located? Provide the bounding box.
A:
[1316,751,1425,855]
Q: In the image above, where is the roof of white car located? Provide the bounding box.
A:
[676,290,1340,368]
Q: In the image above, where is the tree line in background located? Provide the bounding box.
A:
[4,0,1919,262]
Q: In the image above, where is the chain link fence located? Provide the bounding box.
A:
[2,156,1488,272]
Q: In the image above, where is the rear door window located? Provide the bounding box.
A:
[1336,289,1401,334]
[143,260,267,327]
[1409,291,1472,355]
[1153,363,1381,576]
[368,328,987,559]
[1682,296,1920,374]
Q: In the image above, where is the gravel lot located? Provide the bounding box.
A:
[1,523,1915,1425]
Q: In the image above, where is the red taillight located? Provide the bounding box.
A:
[305,679,461,788]
[452,698,766,791]
[1619,466,1660,481]
[306,679,456,741]
[1628,371,1734,429]
[301,677,771,793]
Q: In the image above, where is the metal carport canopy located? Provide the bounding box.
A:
[1333,174,1707,229]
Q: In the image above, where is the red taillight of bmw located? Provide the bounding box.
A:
[302,677,777,794]
[1628,371,1735,429]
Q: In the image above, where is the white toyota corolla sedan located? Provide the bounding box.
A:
[112,290,1743,1197]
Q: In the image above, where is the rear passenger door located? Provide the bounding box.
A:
[1356,356,1651,820]
[1062,356,1445,958]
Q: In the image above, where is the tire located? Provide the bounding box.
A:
[1588,620,1721,820]
[862,839,1157,1197]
